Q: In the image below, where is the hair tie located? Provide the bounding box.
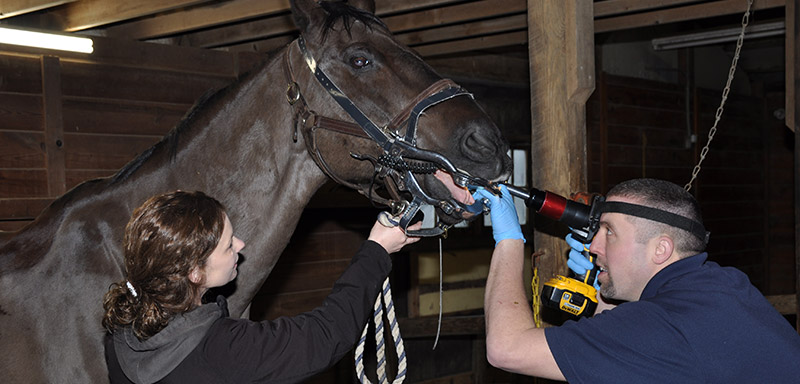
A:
[125,281,138,297]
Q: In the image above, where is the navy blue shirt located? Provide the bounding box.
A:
[545,253,800,383]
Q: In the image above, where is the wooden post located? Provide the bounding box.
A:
[527,0,595,321]
[41,55,66,197]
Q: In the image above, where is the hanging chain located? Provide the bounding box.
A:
[685,0,753,191]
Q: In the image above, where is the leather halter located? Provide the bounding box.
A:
[284,36,489,237]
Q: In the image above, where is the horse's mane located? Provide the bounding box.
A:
[320,1,387,40]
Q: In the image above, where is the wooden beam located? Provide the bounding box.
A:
[104,0,477,41]
[399,13,527,47]
[414,30,527,57]
[383,0,525,32]
[50,0,214,31]
[593,0,707,18]
[0,0,74,19]
[168,0,525,48]
[595,0,786,34]
[105,0,290,40]
[528,0,595,322]
[41,55,65,197]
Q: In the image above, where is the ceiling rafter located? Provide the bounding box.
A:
[0,0,789,58]
[103,0,472,41]
[178,0,525,49]
[0,0,74,19]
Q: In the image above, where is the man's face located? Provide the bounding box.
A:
[588,196,653,302]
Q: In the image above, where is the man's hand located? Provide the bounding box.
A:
[565,233,600,290]
[472,185,525,245]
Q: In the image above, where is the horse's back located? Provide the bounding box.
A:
[0,178,130,383]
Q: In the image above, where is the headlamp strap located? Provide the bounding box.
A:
[598,201,710,245]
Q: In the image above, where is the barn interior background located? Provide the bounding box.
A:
[0,0,796,382]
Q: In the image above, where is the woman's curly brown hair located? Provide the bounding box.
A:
[102,190,226,340]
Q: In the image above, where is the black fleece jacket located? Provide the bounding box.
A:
[105,240,392,384]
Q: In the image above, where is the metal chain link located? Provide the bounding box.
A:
[685,0,753,191]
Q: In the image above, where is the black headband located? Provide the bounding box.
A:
[597,201,710,245]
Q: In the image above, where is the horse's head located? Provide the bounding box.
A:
[287,0,512,235]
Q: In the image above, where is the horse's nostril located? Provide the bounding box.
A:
[463,130,497,160]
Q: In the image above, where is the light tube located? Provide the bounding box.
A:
[0,26,93,54]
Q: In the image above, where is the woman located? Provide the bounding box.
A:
[102,190,419,383]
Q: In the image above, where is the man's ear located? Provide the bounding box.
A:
[653,236,674,265]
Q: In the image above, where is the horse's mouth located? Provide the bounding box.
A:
[433,170,475,206]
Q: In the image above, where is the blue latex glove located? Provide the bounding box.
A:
[565,233,600,290]
[472,185,525,245]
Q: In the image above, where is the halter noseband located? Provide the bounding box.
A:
[285,36,492,237]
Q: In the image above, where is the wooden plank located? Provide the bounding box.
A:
[164,0,526,48]
[0,131,45,168]
[418,287,485,316]
[0,170,48,197]
[63,133,161,170]
[59,61,231,104]
[0,93,42,131]
[399,13,527,47]
[0,53,43,94]
[594,0,709,18]
[397,315,485,338]
[0,221,31,232]
[382,0,525,33]
[105,0,292,40]
[179,12,296,49]
[52,0,214,31]
[41,55,66,196]
[259,260,350,294]
[0,0,73,19]
[62,98,190,136]
[104,0,473,40]
[0,197,52,219]
[3,35,237,77]
[414,31,527,58]
[65,169,113,190]
[595,0,786,34]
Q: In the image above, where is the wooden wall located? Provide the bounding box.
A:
[0,37,255,231]
[587,72,795,298]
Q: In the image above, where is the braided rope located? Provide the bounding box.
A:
[355,277,407,384]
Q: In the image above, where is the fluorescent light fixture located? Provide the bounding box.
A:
[652,21,784,51]
[0,25,93,54]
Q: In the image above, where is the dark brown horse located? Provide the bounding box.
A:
[0,0,511,382]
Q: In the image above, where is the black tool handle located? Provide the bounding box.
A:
[502,184,601,243]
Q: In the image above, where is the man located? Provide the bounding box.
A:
[473,178,800,383]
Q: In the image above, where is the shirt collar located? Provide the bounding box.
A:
[640,252,707,300]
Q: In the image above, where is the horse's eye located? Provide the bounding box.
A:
[351,56,370,68]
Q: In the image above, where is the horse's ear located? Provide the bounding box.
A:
[346,0,376,14]
[290,0,325,35]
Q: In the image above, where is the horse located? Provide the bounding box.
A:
[0,0,512,382]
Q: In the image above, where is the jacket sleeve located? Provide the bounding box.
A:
[204,240,393,384]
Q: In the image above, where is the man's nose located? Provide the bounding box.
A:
[588,236,602,255]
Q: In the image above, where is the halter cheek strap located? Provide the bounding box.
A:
[597,201,710,245]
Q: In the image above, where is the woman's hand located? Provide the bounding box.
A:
[368,220,422,254]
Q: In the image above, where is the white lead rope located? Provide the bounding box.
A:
[355,277,407,384]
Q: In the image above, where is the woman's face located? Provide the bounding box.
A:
[200,215,245,290]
